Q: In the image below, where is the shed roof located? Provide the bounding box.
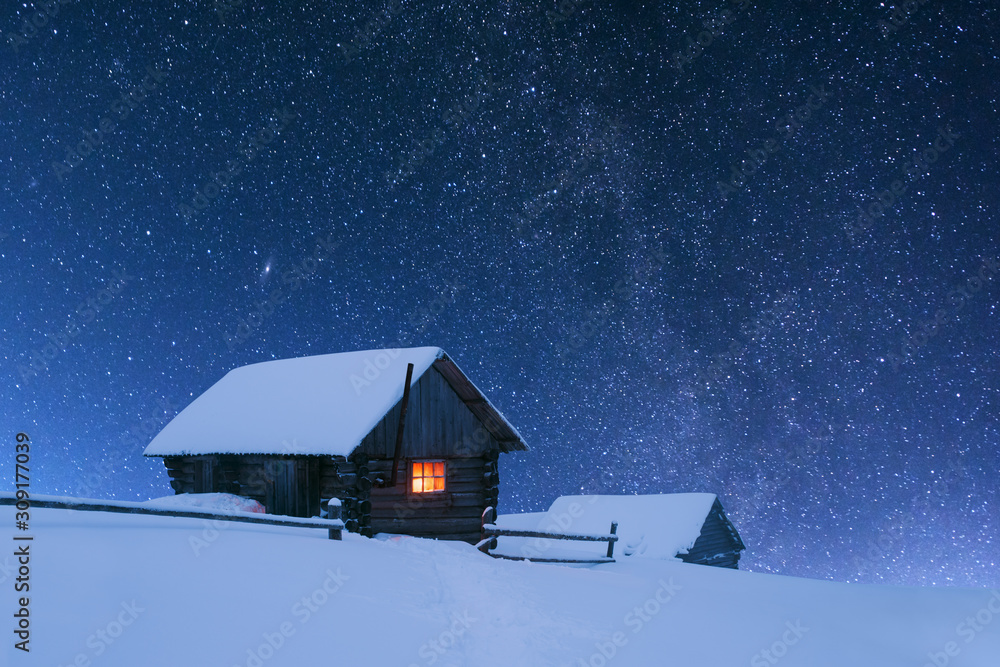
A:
[143,347,527,458]
[493,493,739,561]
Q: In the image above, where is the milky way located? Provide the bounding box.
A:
[2,1,997,587]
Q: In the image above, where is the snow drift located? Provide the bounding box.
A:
[3,504,999,666]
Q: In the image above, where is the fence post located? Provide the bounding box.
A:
[480,506,497,553]
[321,498,341,540]
[607,521,618,558]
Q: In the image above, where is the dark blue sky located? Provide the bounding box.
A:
[2,0,997,587]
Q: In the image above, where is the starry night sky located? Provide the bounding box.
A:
[2,1,997,587]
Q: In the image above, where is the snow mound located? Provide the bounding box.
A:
[142,493,266,514]
[495,493,718,561]
[8,503,1000,666]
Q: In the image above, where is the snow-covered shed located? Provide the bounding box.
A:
[143,347,527,542]
[494,493,746,568]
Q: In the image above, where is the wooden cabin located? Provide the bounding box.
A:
[493,493,745,568]
[143,347,527,543]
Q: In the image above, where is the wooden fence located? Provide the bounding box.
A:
[0,493,344,540]
[477,507,618,564]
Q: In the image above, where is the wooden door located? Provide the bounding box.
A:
[264,458,319,517]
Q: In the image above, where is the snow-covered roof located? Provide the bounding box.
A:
[494,493,721,561]
[143,346,526,458]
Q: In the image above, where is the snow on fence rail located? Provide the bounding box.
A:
[477,506,619,564]
[0,493,344,540]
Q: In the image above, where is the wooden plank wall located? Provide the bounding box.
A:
[680,498,745,569]
[165,455,323,518]
[355,365,503,459]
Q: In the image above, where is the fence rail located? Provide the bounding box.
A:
[0,493,344,540]
[477,506,618,564]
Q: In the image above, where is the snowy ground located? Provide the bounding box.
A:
[4,505,999,666]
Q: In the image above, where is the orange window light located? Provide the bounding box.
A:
[411,461,446,493]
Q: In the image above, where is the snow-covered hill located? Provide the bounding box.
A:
[4,505,999,666]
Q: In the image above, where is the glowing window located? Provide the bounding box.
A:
[411,461,445,493]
